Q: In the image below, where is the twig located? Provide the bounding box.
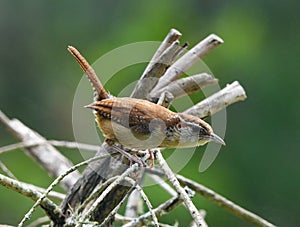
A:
[177,174,275,227]
[77,176,119,214]
[148,174,177,197]
[156,91,174,108]
[150,34,224,95]
[155,150,205,227]
[147,168,276,227]
[79,163,139,224]
[18,153,116,226]
[150,28,182,62]
[0,142,27,155]
[0,140,100,155]
[28,216,50,227]
[0,111,81,191]
[125,177,159,227]
[60,142,141,223]
[0,173,63,224]
[190,210,208,227]
[125,189,143,218]
[122,195,182,227]
[99,187,134,227]
[131,29,181,99]
[0,173,64,200]
[48,140,99,152]
[131,41,181,99]
[151,73,218,100]
[184,81,247,118]
[0,161,17,179]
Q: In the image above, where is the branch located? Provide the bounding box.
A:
[0,160,17,179]
[150,34,224,95]
[147,169,276,227]
[0,173,64,200]
[184,81,247,118]
[131,41,181,99]
[190,210,208,227]
[18,153,119,226]
[0,173,64,224]
[155,150,205,227]
[28,216,50,227]
[98,187,133,227]
[149,73,218,101]
[0,140,99,155]
[79,164,139,223]
[125,189,143,218]
[0,111,81,191]
[150,28,182,62]
[176,174,276,227]
[60,145,138,224]
[125,177,159,227]
[48,140,99,152]
[122,195,182,227]
[148,174,177,197]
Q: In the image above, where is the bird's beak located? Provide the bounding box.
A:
[209,133,226,146]
[84,103,96,109]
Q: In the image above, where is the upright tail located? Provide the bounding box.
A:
[67,46,109,101]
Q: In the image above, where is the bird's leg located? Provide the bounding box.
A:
[105,139,146,167]
[147,149,155,168]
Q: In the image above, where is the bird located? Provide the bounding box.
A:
[84,97,225,149]
[67,46,225,157]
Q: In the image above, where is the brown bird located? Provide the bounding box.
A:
[68,46,225,152]
[85,97,225,149]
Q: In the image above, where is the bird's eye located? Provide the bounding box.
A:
[199,127,208,135]
[177,122,182,129]
[191,125,207,135]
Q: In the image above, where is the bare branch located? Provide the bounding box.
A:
[150,73,218,101]
[123,195,182,227]
[99,187,133,227]
[0,111,81,191]
[0,140,99,155]
[184,81,247,118]
[131,41,181,99]
[190,210,208,227]
[0,161,17,179]
[150,34,224,95]
[77,176,119,214]
[79,164,138,223]
[0,173,65,200]
[0,142,27,155]
[18,154,116,226]
[176,174,275,227]
[125,177,159,227]
[151,28,182,62]
[155,150,205,227]
[148,174,177,197]
[48,140,99,152]
[0,173,63,224]
[147,169,276,227]
[28,216,50,227]
[125,189,143,218]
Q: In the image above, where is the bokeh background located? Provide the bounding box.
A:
[1,1,299,226]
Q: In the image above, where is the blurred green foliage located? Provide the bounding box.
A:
[1,1,299,226]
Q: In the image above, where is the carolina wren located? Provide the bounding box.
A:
[68,46,225,151]
[85,98,225,149]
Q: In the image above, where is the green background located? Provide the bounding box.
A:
[0,1,299,226]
